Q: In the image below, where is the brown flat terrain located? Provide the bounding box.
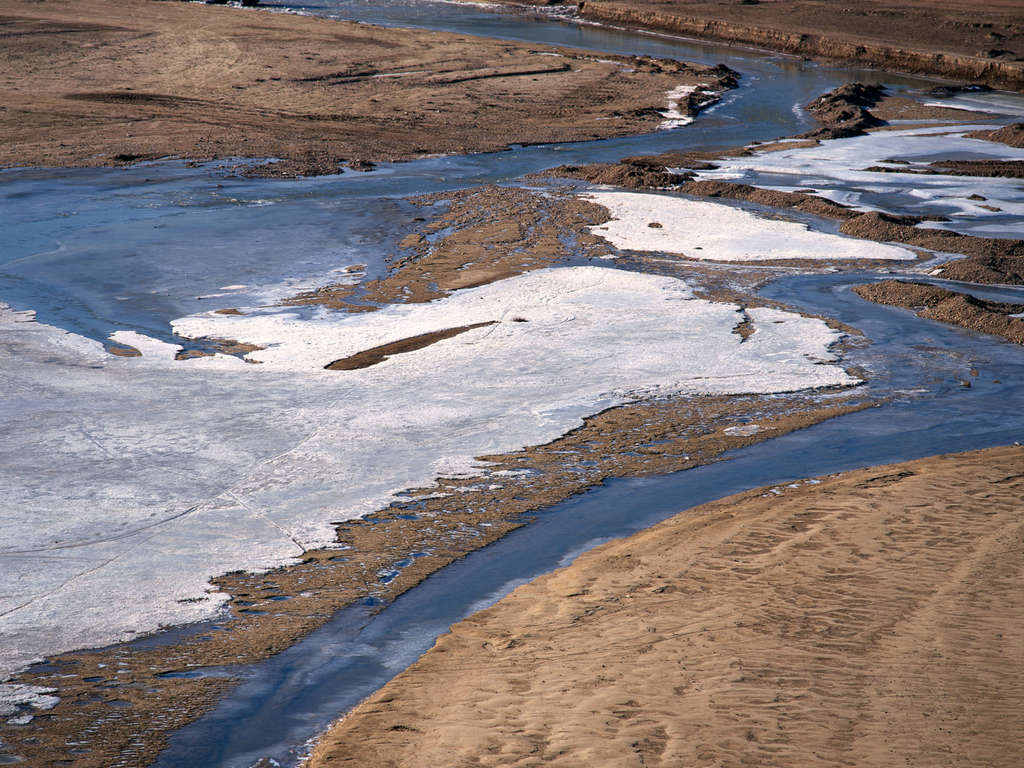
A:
[310,445,1024,768]
[575,0,1024,89]
[0,0,731,176]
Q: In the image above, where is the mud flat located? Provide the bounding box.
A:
[573,0,1024,90]
[0,0,733,176]
[308,444,1024,768]
[853,279,1024,344]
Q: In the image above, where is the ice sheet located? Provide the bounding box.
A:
[693,125,1024,236]
[584,191,917,261]
[0,267,857,681]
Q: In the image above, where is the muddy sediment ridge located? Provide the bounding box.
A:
[854,279,1024,345]
[284,185,614,312]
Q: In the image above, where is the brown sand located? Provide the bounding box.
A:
[286,185,612,311]
[309,444,1024,768]
[0,0,732,176]
[853,279,1024,344]
[574,0,1024,90]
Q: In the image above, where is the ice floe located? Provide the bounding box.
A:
[584,191,917,261]
[109,330,181,360]
[659,85,698,129]
[0,266,858,680]
[693,125,1024,236]
[0,683,59,723]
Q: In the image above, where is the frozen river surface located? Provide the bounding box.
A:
[2,0,1024,764]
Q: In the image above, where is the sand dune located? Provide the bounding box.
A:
[310,445,1024,767]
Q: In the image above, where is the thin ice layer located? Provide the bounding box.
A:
[0,267,857,681]
[694,125,1024,236]
[584,191,917,261]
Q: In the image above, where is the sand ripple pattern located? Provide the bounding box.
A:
[310,445,1024,768]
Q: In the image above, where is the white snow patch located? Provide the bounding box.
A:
[919,101,995,113]
[0,684,59,717]
[659,85,698,130]
[0,268,858,680]
[724,424,762,437]
[695,125,1024,236]
[584,191,917,261]
[108,330,181,360]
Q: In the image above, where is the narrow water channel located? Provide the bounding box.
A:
[151,270,1024,768]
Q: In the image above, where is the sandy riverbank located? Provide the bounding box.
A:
[309,444,1024,768]
[0,0,732,176]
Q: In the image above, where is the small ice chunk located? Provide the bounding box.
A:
[724,424,762,437]
[108,330,181,360]
[0,684,59,717]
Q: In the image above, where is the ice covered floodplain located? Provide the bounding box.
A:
[0,266,858,691]
[584,191,918,261]
[694,124,1024,238]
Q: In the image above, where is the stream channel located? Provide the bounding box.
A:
[3,1,1024,767]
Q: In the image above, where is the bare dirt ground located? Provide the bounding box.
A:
[0,0,732,176]
[309,444,1024,768]
[573,0,1024,89]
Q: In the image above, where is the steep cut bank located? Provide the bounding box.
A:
[309,445,1024,768]
[575,0,1024,90]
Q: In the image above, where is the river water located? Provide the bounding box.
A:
[2,2,1024,767]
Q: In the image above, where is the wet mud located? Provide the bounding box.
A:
[853,279,1024,344]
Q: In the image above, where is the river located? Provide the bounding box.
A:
[2,1,1023,767]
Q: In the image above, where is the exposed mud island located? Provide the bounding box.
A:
[1,1,1023,767]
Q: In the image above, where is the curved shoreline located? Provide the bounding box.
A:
[309,444,1024,768]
